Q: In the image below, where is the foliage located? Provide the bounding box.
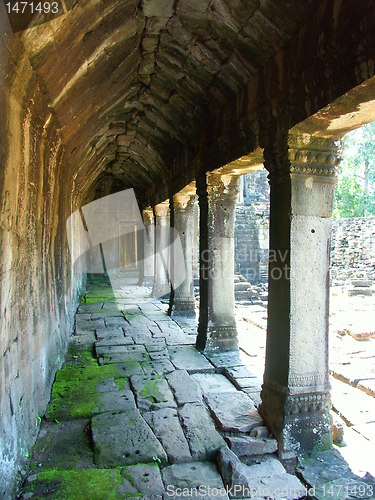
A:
[333,121,375,218]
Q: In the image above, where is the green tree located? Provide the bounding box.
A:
[334,121,375,218]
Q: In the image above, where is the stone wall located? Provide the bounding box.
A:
[235,170,269,283]
[331,217,375,282]
[0,20,83,498]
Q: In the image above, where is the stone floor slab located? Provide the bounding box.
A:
[144,408,192,463]
[125,464,165,496]
[204,352,246,369]
[169,346,214,372]
[95,337,134,348]
[95,327,126,340]
[20,468,139,499]
[204,391,263,433]
[240,390,262,407]
[230,377,262,391]
[191,373,237,395]
[331,379,375,426]
[166,370,202,405]
[95,344,145,357]
[297,450,375,500]
[178,403,226,460]
[130,374,176,411]
[352,422,375,442]
[30,420,94,470]
[141,359,176,376]
[105,317,128,328]
[224,365,258,379]
[162,462,229,500]
[46,389,136,420]
[99,350,150,365]
[92,409,167,466]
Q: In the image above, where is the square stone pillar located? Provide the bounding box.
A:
[152,200,170,298]
[142,207,155,286]
[260,133,341,458]
[171,194,196,316]
[196,172,240,352]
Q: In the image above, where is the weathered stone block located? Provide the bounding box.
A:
[166,370,202,405]
[144,408,191,463]
[204,391,263,433]
[92,409,167,466]
[224,435,277,457]
[178,403,225,460]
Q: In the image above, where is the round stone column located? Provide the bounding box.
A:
[142,207,155,286]
[196,172,240,352]
[260,133,341,457]
[152,200,170,298]
[171,194,196,316]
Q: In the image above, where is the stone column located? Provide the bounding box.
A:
[171,194,196,316]
[142,207,155,286]
[260,133,341,458]
[196,172,240,352]
[152,200,170,298]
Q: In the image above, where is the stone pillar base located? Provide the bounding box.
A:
[171,298,196,317]
[197,325,238,352]
[260,384,332,459]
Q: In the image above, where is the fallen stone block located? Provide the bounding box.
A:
[204,391,263,433]
[224,435,277,457]
[217,446,305,499]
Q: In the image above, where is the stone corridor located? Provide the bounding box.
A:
[3,1,375,497]
[17,277,374,499]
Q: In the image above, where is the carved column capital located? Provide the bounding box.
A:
[264,133,342,183]
[288,134,342,178]
[154,200,170,222]
[173,194,196,212]
[206,173,240,205]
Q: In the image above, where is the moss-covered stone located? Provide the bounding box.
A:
[29,420,94,471]
[22,468,143,499]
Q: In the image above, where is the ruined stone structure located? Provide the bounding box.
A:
[2,1,375,496]
[235,170,269,283]
[331,217,375,283]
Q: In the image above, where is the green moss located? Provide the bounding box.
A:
[46,393,97,421]
[56,363,126,383]
[139,376,166,403]
[85,296,116,304]
[23,468,143,499]
[64,348,97,367]
[312,432,333,453]
[115,378,128,391]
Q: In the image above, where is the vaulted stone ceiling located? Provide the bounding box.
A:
[19,0,319,199]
